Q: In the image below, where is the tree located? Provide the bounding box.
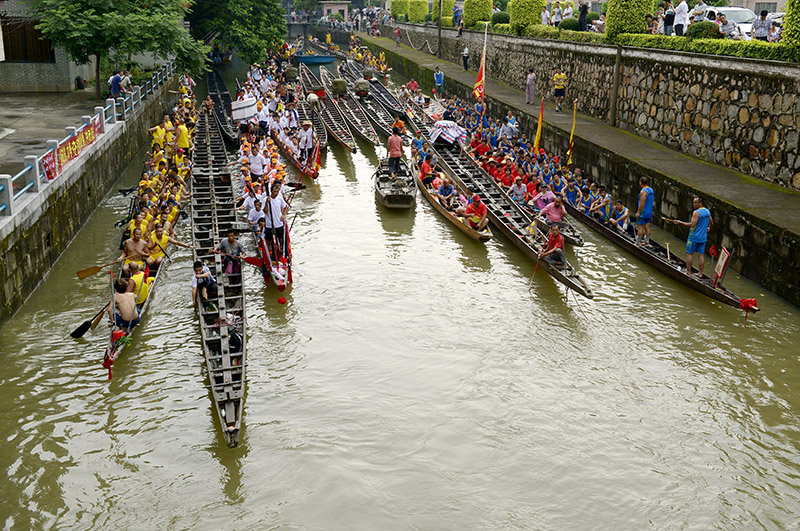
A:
[292,0,319,13]
[605,0,651,37]
[509,0,546,34]
[191,0,287,64]
[783,0,800,46]
[464,0,492,27]
[433,0,455,22]
[36,0,208,98]
[409,0,429,22]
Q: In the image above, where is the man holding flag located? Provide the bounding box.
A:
[472,24,487,102]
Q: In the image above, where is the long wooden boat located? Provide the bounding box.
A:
[341,63,404,142]
[190,111,247,447]
[307,38,347,60]
[207,68,238,146]
[296,99,327,149]
[459,149,584,247]
[319,67,380,146]
[411,161,492,242]
[298,64,357,153]
[102,217,178,381]
[346,60,407,122]
[563,199,757,310]
[436,142,593,298]
[270,129,320,180]
[374,159,416,209]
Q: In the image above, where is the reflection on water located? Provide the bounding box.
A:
[1,60,800,529]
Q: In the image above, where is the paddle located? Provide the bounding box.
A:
[207,248,263,268]
[119,186,138,196]
[70,305,109,338]
[77,258,121,280]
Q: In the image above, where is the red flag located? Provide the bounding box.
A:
[473,23,488,101]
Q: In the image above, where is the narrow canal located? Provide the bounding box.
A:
[1,64,799,528]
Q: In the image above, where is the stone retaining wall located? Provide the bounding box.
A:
[0,76,179,322]
[339,30,800,307]
[361,23,800,190]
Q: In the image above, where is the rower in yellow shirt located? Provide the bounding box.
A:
[127,262,154,305]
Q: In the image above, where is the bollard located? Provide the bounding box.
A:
[105,99,118,124]
[24,155,41,192]
[94,106,106,133]
[0,174,14,216]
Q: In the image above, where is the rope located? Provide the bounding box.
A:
[404,28,438,55]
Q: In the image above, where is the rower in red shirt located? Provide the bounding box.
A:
[538,224,566,263]
[456,194,489,231]
[419,153,438,186]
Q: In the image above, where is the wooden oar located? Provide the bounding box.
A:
[70,305,109,338]
[207,248,263,268]
[77,259,121,280]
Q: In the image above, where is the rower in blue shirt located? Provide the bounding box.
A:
[673,196,713,277]
[608,200,630,230]
[562,178,579,205]
[487,127,499,149]
[634,176,655,246]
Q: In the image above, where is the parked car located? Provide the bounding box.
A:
[770,11,785,26]
[715,7,757,37]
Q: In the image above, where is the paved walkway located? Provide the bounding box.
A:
[365,34,800,236]
[0,90,101,176]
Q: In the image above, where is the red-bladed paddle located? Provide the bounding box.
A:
[207,248,263,268]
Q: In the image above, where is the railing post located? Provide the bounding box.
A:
[24,155,41,193]
[95,106,106,133]
[65,126,77,138]
[82,115,91,128]
[46,140,59,153]
[0,175,14,216]
[105,99,118,124]
[134,86,142,109]
[611,45,622,127]
[116,98,126,120]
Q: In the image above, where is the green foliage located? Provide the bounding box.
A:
[330,12,344,21]
[605,0,651,37]
[433,0,456,22]
[293,0,318,11]
[425,13,433,22]
[492,11,511,24]
[784,0,800,46]
[391,0,409,19]
[409,0,429,22]
[558,16,580,30]
[587,11,601,22]
[441,15,454,26]
[493,23,513,33]
[464,0,493,27]
[509,0,547,34]
[496,0,510,10]
[612,33,800,61]
[191,0,285,65]
[36,0,209,98]
[524,23,560,37]
[686,20,722,39]
[559,29,608,42]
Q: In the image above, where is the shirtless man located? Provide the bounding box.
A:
[109,278,140,328]
[119,228,149,276]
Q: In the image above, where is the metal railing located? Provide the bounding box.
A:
[0,61,176,217]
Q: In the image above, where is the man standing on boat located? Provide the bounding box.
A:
[634,176,654,246]
[387,127,404,179]
[297,120,315,165]
[673,196,713,277]
[217,229,246,275]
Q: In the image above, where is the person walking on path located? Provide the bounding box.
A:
[672,196,713,277]
[553,68,566,111]
[461,44,469,71]
[395,27,401,45]
[674,0,688,36]
[434,67,444,98]
[525,68,536,104]
[541,5,551,25]
[578,0,589,30]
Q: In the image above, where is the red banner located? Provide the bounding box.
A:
[56,116,102,174]
[42,149,58,181]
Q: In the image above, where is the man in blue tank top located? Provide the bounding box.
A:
[634,176,654,246]
[673,196,713,277]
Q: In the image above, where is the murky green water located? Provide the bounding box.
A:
[1,63,800,529]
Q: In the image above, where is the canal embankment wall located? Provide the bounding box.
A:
[0,68,179,322]
[373,22,800,191]
[318,27,800,307]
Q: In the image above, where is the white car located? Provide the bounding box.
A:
[715,7,757,37]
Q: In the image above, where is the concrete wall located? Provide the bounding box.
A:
[347,30,800,307]
[372,22,800,190]
[0,47,93,92]
[0,75,178,322]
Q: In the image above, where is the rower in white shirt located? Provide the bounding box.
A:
[296,120,315,163]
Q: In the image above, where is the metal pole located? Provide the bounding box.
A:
[610,45,621,127]
[437,0,443,58]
